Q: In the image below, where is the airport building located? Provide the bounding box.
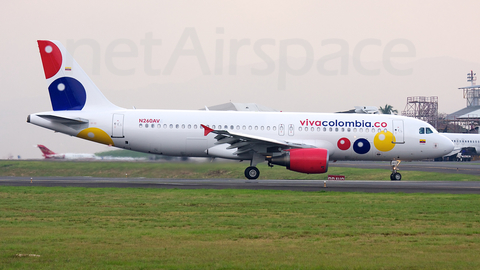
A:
[402,71,480,161]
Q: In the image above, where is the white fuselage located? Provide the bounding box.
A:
[441,133,480,156]
[45,153,97,160]
[28,109,454,162]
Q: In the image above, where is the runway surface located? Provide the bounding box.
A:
[1,176,480,194]
[330,160,480,175]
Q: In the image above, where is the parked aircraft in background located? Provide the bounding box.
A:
[440,133,480,161]
[37,145,97,160]
[27,40,454,180]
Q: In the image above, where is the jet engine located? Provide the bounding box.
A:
[268,148,329,174]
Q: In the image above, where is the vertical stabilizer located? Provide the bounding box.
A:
[37,145,56,158]
[37,40,120,111]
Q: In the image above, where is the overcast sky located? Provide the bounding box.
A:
[1,0,480,159]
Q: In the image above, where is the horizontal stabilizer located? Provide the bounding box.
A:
[37,114,89,124]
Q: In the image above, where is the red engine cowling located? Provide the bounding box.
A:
[269,148,329,174]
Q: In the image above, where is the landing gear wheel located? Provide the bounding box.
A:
[245,166,260,180]
[390,160,402,181]
[390,172,401,181]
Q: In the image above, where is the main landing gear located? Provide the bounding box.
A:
[244,153,264,180]
[390,160,402,181]
[245,166,260,180]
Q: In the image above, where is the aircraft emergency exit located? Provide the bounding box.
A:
[27,40,454,180]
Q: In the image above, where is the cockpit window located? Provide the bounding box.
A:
[420,127,435,134]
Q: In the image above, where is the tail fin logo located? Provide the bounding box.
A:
[48,77,86,111]
[38,40,87,111]
[37,40,120,111]
[37,145,56,157]
[38,41,62,79]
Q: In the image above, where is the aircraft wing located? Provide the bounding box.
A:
[201,124,314,156]
[443,149,461,157]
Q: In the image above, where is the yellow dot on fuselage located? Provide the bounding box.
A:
[77,128,114,146]
[374,131,395,152]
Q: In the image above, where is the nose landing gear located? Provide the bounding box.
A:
[390,160,402,181]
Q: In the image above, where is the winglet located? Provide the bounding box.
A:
[201,124,214,136]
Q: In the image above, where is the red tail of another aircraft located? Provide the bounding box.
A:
[37,144,56,158]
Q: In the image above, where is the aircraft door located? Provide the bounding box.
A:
[278,124,285,136]
[112,114,124,138]
[288,124,295,136]
[392,120,404,143]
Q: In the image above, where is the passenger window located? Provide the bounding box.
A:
[299,127,303,131]
[419,127,425,134]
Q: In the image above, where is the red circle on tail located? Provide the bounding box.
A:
[38,40,62,79]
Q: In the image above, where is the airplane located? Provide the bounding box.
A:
[27,40,455,181]
[440,133,480,161]
[37,144,97,160]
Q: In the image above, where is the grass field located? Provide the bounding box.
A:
[0,160,478,181]
[1,160,479,269]
[1,186,480,269]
